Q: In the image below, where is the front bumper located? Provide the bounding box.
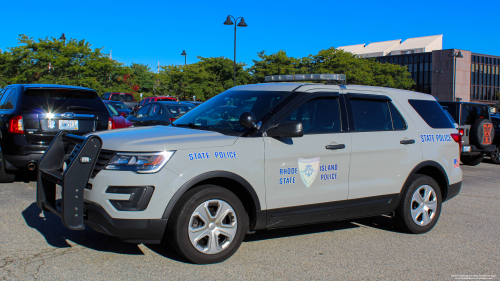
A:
[84,201,167,243]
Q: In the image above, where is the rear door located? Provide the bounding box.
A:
[346,92,422,205]
[21,89,109,145]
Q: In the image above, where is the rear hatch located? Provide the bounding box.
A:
[22,88,109,145]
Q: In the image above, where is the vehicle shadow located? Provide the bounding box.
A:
[349,215,403,233]
[22,203,144,255]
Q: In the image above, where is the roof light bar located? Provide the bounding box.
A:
[265,74,346,82]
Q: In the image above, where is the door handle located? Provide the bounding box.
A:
[400,139,415,144]
[325,144,345,150]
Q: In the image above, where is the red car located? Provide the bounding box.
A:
[104,102,133,129]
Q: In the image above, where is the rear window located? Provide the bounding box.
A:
[22,89,108,114]
[167,105,195,114]
[110,94,134,102]
[461,104,489,125]
[408,99,454,129]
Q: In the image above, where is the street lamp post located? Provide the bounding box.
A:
[59,33,66,46]
[449,50,464,101]
[181,50,187,65]
[434,68,444,97]
[223,15,247,87]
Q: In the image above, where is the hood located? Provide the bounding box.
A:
[90,126,237,152]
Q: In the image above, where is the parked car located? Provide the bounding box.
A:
[102,92,138,110]
[37,74,461,264]
[103,100,131,117]
[440,101,495,165]
[133,96,178,113]
[489,114,500,164]
[127,101,195,127]
[104,102,133,129]
[0,84,110,182]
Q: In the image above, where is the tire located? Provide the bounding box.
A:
[167,185,247,264]
[0,148,15,183]
[469,119,495,149]
[460,154,484,166]
[394,175,442,234]
[490,147,500,164]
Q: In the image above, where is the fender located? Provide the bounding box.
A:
[162,170,262,221]
[397,160,451,204]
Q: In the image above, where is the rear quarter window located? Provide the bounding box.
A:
[408,99,455,129]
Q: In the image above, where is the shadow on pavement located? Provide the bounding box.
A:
[22,203,144,255]
[349,215,403,233]
[243,220,359,243]
[144,242,191,264]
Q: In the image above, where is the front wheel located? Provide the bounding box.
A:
[394,175,442,234]
[167,185,247,264]
[490,148,500,164]
[460,154,484,166]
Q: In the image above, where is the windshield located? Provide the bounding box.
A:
[173,90,291,135]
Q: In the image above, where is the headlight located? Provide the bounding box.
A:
[106,151,175,173]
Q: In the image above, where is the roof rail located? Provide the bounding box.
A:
[265,74,346,85]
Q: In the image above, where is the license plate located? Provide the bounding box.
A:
[59,120,79,130]
[462,146,471,152]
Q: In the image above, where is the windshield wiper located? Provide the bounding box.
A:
[175,123,211,131]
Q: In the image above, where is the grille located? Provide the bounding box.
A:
[91,150,116,178]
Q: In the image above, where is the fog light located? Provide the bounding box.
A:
[106,186,154,211]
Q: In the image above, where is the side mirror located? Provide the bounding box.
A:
[239,112,261,129]
[266,121,303,138]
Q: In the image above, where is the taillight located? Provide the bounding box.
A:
[169,118,176,123]
[458,128,464,136]
[8,116,24,134]
[120,112,127,117]
[108,117,115,130]
[451,133,462,153]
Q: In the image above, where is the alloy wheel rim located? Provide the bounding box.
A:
[410,185,437,226]
[188,199,237,255]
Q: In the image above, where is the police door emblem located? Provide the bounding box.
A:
[298,157,320,188]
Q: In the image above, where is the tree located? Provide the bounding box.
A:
[129,63,156,94]
[0,34,131,93]
[249,48,415,90]
[158,56,251,101]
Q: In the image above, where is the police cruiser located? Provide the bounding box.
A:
[37,74,462,264]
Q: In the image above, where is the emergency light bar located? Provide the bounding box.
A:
[265,74,346,83]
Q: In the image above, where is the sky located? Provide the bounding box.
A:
[1,0,499,71]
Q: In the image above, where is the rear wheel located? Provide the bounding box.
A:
[460,154,484,166]
[0,148,15,183]
[167,185,247,264]
[394,175,442,234]
[490,147,500,164]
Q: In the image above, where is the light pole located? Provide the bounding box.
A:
[181,50,187,65]
[59,33,66,46]
[223,15,247,87]
[449,50,464,101]
[434,68,444,97]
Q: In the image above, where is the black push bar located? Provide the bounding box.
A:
[36,130,102,230]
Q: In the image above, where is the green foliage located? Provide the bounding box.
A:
[157,56,251,101]
[249,48,415,90]
[0,34,131,93]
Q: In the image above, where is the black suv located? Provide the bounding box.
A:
[440,101,496,165]
[0,84,110,182]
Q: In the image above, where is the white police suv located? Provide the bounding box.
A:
[37,74,462,264]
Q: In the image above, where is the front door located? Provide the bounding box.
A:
[264,93,351,227]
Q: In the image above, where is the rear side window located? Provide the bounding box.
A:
[389,102,407,130]
[105,103,119,116]
[167,105,195,115]
[350,99,393,131]
[408,99,454,128]
[22,89,108,114]
[461,105,489,125]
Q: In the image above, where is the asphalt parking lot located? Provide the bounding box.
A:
[1,163,499,280]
